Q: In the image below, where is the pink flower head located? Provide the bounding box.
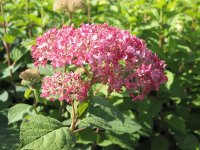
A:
[32,23,168,101]
[41,72,89,103]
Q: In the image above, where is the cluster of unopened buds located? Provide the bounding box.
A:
[31,23,168,103]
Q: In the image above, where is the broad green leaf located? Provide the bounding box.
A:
[91,96,124,122]
[8,103,33,124]
[76,128,97,144]
[137,98,162,117]
[164,114,186,134]
[0,91,9,102]
[81,116,112,131]
[109,117,141,134]
[106,132,132,150]
[151,135,169,150]
[77,101,90,119]
[19,115,75,150]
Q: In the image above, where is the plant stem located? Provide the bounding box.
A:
[68,12,73,25]
[159,9,164,49]
[87,0,91,22]
[26,0,32,37]
[1,1,18,98]
[32,89,38,114]
[70,101,78,130]
[73,127,86,133]
[60,65,66,119]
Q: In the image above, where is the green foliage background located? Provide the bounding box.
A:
[0,0,200,149]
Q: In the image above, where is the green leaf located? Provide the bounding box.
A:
[165,70,174,90]
[91,96,124,122]
[0,90,9,102]
[24,89,32,99]
[77,101,90,119]
[39,65,54,76]
[109,117,141,134]
[2,34,15,44]
[137,98,162,117]
[21,39,36,49]
[151,135,169,150]
[10,47,28,62]
[179,134,200,150]
[106,132,132,150]
[81,116,112,131]
[164,114,186,134]
[0,113,19,150]
[19,115,75,150]
[8,103,33,124]
[76,128,97,144]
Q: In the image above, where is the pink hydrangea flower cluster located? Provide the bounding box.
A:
[41,72,89,103]
[32,23,167,101]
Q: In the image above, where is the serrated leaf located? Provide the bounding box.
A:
[81,116,112,130]
[8,103,33,124]
[109,117,141,134]
[77,101,90,119]
[19,115,75,150]
[0,90,9,102]
[10,47,28,62]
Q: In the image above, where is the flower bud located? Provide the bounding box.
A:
[19,68,40,85]
[53,0,84,13]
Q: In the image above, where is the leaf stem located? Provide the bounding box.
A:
[73,127,86,133]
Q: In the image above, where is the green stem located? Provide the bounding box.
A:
[1,1,18,98]
[159,9,164,49]
[33,89,39,114]
[68,12,73,25]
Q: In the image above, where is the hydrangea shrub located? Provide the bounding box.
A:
[19,23,167,149]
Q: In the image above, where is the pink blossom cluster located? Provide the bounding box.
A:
[32,23,167,101]
[41,72,89,103]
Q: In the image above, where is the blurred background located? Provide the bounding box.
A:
[0,0,200,149]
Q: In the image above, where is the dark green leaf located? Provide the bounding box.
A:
[19,115,75,150]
